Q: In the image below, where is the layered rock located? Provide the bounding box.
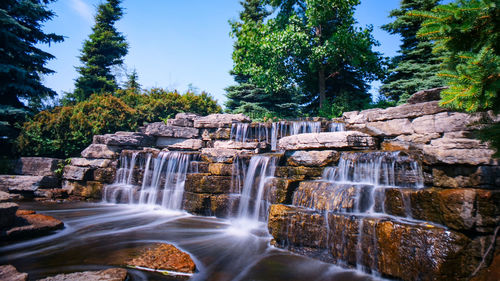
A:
[38,268,128,281]
[1,209,64,241]
[126,243,196,274]
[279,132,377,151]
[0,265,28,281]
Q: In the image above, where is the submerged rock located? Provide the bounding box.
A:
[127,243,196,273]
[38,268,128,281]
[1,209,64,240]
[0,265,28,281]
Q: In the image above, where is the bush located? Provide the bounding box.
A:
[17,89,222,158]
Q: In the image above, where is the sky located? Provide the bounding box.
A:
[40,0,404,106]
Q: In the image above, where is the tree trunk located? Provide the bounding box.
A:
[318,65,326,109]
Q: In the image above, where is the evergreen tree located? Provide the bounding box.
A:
[414,0,499,155]
[0,0,63,157]
[381,0,445,102]
[124,68,140,92]
[71,0,128,102]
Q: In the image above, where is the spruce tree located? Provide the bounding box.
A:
[72,0,128,102]
[414,0,499,155]
[124,68,141,93]
[381,0,445,102]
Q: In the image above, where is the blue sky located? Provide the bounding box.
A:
[40,0,404,106]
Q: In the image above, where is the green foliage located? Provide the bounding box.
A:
[18,89,222,158]
[414,0,500,154]
[71,0,128,102]
[381,0,445,101]
[229,0,385,117]
[124,69,141,93]
[318,91,372,119]
[54,158,71,177]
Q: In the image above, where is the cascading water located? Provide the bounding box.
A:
[329,122,345,132]
[104,151,194,210]
[234,156,277,224]
[230,123,269,142]
[270,121,321,151]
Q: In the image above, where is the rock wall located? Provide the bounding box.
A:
[55,87,500,281]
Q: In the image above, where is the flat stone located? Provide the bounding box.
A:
[423,146,497,165]
[3,209,64,240]
[144,122,199,138]
[0,265,28,281]
[0,190,11,202]
[365,118,414,136]
[81,144,120,159]
[194,113,251,128]
[394,133,441,144]
[38,268,127,281]
[208,163,234,176]
[70,158,112,168]
[93,132,154,147]
[286,150,339,167]
[62,180,104,199]
[406,87,447,104]
[126,243,196,273]
[155,137,189,148]
[14,157,61,176]
[432,165,500,188]
[184,174,232,194]
[200,148,242,163]
[412,112,487,134]
[278,132,377,151]
[0,202,19,229]
[93,168,116,183]
[167,139,203,151]
[213,140,261,150]
[62,166,92,181]
[166,112,200,127]
[0,175,59,193]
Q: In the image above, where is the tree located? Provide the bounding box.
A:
[124,68,141,93]
[414,0,499,155]
[71,0,128,102]
[0,0,63,109]
[381,0,445,103]
[232,0,385,114]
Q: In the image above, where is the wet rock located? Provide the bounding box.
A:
[62,165,92,181]
[93,168,116,183]
[365,118,414,136]
[166,112,200,127]
[127,243,196,273]
[33,188,68,200]
[423,145,497,165]
[394,133,441,144]
[432,165,500,188]
[471,251,500,281]
[190,161,209,173]
[265,178,302,204]
[62,180,104,199]
[0,265,28,281]
[211,128,231,140]
[0,190,11,202]
[182,192,211,215]
[278,132,377,151]
[286,150,339,167]
[213,140,262,150]
[71,158,112,168]
[93,132,154,147]
[144,122,199,138]
[0,202,18,228]
[208,163,234,176]
[200,148,242,163]
[155,137,189,148]
[38,268,128,281]
[14,157,61,176]
[81,144,120,159]
[274,166,323,179]
[194,113,251,128]
[2,209,64,240]
[167,139,203,150]
[184,174,232,194]
[406,87,447,104]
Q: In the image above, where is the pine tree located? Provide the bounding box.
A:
[71,0,128,102]
[414,0,499,155]
[124,68,141,92]
[380,0,445,102]
[0,0,63,109]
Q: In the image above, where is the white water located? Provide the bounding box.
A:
[270,121,321,151]
[329,122,346,132]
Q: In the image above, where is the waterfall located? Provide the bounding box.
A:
[230,123,250,142]
[236,156,277,222]
[270,121,321,151]
[104,151,194,210]
[329,122,345,132]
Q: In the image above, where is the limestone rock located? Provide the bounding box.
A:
[213,140,261,150]
[194,113,251,128]
[208,163,234,176]
[184,174,232,194]
[166,112,200,127]
[423,146,496,166]
[0,265,28,281]
[62,180,104,199]
[155,137,190,148]
[0,175,59,193]
[3,209,64,240]
[144,122,199,138]
[70,158,112,168]
[93,168,116,183]
[286,150,339,167]
[412,112,487,134]
[81,144,120,159]
[432,165,500,188]
[0,190,11,202]
[200,148,242,163]
[62,166,92,181]
[93,132,154,147]
[38,268,127,281]
[278,132,377,151]
[274,166,323,179]
[394,133,441,144]
[14,157,61,176]
[0,202,18,228]
[365,118,414,136]
[126,243,196,273]
[167,139,203,151]
[406,87,447,104]
[33,188,68,200]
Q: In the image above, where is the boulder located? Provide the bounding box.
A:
[278,132,377,151]
[200,148,241,163]
[365,118,414,136]
[0,202,18,228]
[432,165,500,188]
[412,112,488,134]
[213,140,261,150]
[184,174,232,194]
[208,163,234,176]
[394,133,441,144]
[0,265,28,281]
[14,157,61,176]
[155,137,190,148]
[0,190,11,202]
[38,268,128,281]
[166,112,200,127]
[167,139,203,151]
[406,87,447,104]
[286,150,339,167]
[33,188,68,200]
[274,166,323,179]
[93,168,116,183]
[194,113,251,128]
[70,158,112,168]
[423,146,497,166]
[126,243,196,273]
[93,132,154,147]
[62,180,104,199]
[81,144,120,159]
[144,122,199,138]
[182,192,235,217]
[265,178,302,204]
[2,209,64,240]
[0,175,59,193]
[62,166,92,181]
